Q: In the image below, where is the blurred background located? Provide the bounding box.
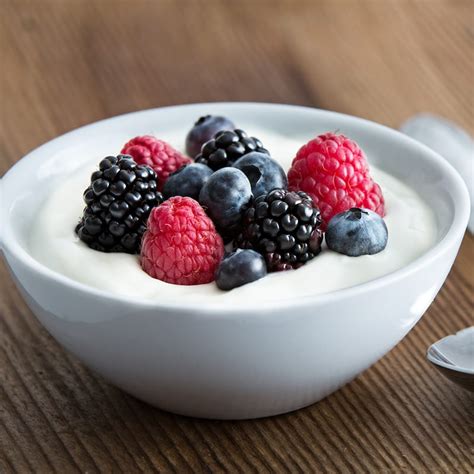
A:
[1,1,473,472]
[1,0,472,171]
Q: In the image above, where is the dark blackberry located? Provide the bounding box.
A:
[235,189,323,271]
[195,129,269,171]
[76,154,163,254]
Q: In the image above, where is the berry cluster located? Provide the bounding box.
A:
[76,114,388,291]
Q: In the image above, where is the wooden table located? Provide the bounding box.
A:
[1,1,473,472]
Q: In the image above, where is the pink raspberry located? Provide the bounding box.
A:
[288,133,385,229]
[121,135,191,190]
[140,197,224,285]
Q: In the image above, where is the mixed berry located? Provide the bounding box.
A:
[233,151,288,197]
[76,114,388,290]
[199,167,252,242]
[121,135,191,190]
[288,132,385,229]
[163,163,213,201]
[76,155,163,254]
[185,115,235,158]
[195,129,269,170]
[140,197,224,285]
[326,208,388,257]
[216,249,267,291]
[235,189,323,272]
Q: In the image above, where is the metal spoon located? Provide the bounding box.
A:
[427,327,474,392]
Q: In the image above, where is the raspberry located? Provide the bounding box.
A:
[140,197,224,285]
[288,133,385,229]
[121,136,191,190]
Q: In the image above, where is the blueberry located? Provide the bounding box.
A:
[233,152,288,197]
[216,249,267,290]
[162,163,213,200]
[326,208,388,256]
[186,115,235,158]
[199,168,251,239]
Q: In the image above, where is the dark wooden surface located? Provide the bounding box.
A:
[1,0,473,472]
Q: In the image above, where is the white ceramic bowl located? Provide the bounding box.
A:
[0,103,470,419]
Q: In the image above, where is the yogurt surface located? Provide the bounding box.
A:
[29,129,437,304]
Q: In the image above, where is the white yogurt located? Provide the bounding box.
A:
[29,130,437,303]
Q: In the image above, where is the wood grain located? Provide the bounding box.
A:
[1,0,473,472]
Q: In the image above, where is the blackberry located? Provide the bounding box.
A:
[76,155,163,254]
[235,189,323,271]
[195,129,269,171]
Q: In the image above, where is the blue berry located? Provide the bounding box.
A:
[216,249,267,290]
[199,168,251,240]
[233,151,288,197]
[162,163,213,200]
[325,208,388,257]
[185,115,235,158]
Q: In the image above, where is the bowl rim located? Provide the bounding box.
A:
[0,102,470,313]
